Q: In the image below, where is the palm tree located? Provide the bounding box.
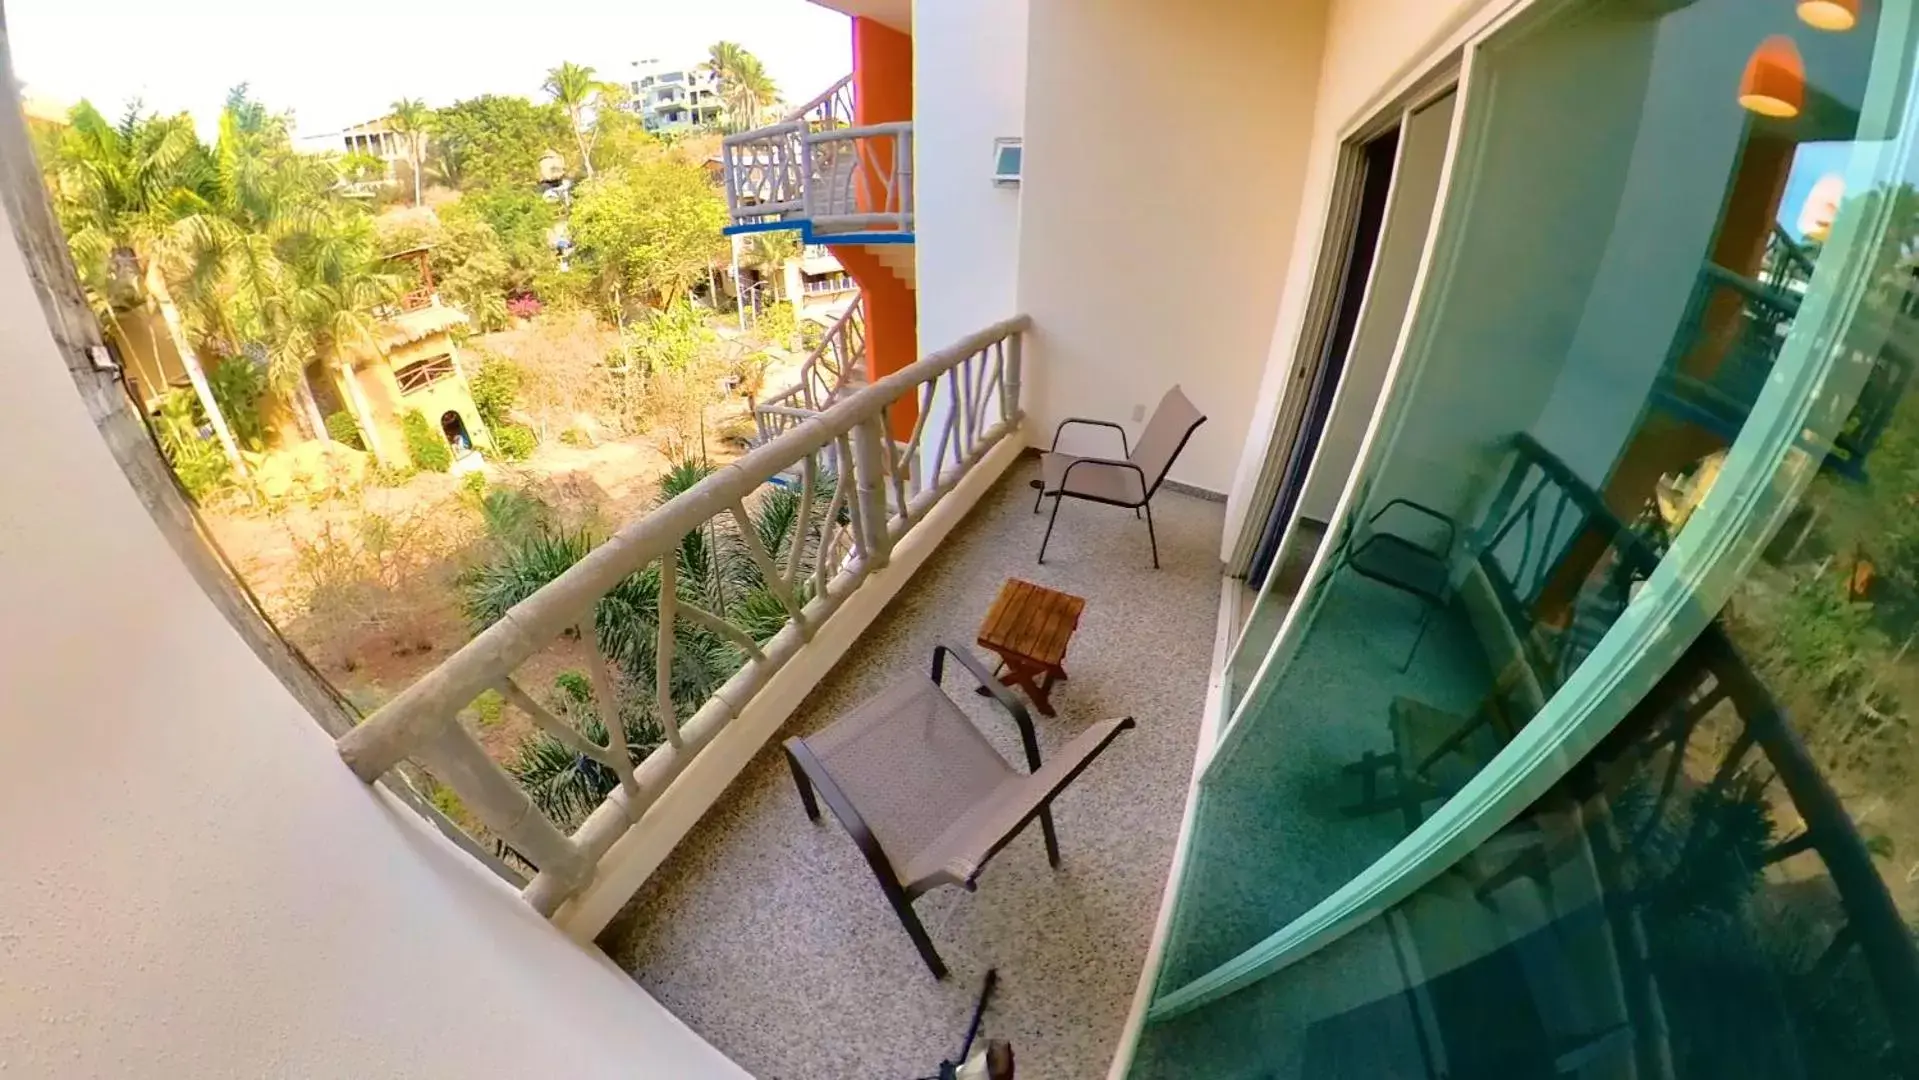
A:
[43,101,249,480]
[172,92,400,449]
[463,461,841,824]
[703,43,782,132]
[543,62,603,179]
[387,98,430,207]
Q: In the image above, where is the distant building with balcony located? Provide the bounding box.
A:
[625,60,724,133]
[323,115,425,194]
[783,245,860,320]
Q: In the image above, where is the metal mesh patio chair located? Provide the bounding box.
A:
[1034,385,1207,568]
[783,642,1134,978]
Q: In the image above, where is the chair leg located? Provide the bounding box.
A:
[887,889,949,979]
[1400,602,1434,674]
[1033,481,1045,514]
[1038,806,1062,869]
[1038,496,1064,564]
[1144,501,1160,570]
[785,747,820,821]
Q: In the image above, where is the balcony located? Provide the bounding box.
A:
[720,76,914,242]
[326,313,1225,1074]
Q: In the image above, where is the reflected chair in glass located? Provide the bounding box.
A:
[782,642,1135,978]
[1034,385,1208,569]
[1344,498,1460,671]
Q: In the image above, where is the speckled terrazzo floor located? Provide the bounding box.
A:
[599,456,1226,1080]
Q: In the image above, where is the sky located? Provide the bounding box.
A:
[8,0,851,140]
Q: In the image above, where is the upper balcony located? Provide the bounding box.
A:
[720,76,914,243]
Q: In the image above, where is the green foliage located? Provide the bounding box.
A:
[755,301,798,351]
[704,41,782,132]
[445,190,559,298]
[430,95,573,192]
[471,689,505,729]
[468,352,522,429]
[632,300,711,377]
[153,389,232,500]
[554,670,593,705]
[206,355,269,451]
[492,424,537,462]
[569,158,728,309]
[464,460,840,819]
[401,409,452,473]
[477,486,552,546]
[338,149,386,186]
[460,470,489,503]
[324,409,365,450]
[370,462,415,487]
[427,784,469,824]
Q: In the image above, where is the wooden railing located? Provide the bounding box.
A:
[334,315,1028,920]
[751,297,866,445]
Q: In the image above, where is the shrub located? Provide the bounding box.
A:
[471,689,505,729]
[370,462,416,487]
[460,471,488,503]
[491,423,537,462]
[507,294,544,320]
[207,356,270,451]
[401,409,452,473]
[468,353,521,430]
[153,389,232,501]
[324,410,365,450]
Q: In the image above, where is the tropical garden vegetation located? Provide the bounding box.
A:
[33,39,799,506]
[32,41,833,838]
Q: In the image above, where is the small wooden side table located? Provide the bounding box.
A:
[976,578,1086,717]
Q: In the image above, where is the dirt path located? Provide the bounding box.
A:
[203,424,743,767]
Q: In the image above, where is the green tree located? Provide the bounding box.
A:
[388,97,430,207]
[40,99,249,478]
[430,95,572,191]
[543,62,607,179]
[568,157,728,310]
[703,42,781,132]
[447,187,560,296]
[465,460,838,825]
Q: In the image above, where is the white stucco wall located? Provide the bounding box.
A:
[914,0,1028,471]
[1220,0,1498,553]
[0,204,744,1077]
[1016,0,1329,495]
[915,0,1027,350]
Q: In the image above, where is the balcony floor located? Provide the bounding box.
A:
[600,456,1226,1079]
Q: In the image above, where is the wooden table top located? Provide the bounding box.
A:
[977,578,1086,669]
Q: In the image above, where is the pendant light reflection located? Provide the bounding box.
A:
[1739,35,1805,119]
[1798,0,1859,31]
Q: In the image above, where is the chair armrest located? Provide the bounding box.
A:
[932,641,1042,771]
[1362,497,1457,558]
[1051,417,1130,457]
[905,717,1137,892]
[784,736,907,887]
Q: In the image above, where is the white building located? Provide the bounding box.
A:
[623,59,723,133]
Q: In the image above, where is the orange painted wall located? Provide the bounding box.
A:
[829,15,918,439]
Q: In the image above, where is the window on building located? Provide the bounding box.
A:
[394,355,457,395]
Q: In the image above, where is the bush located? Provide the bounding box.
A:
[468,353,522,430]
[507,295,543,320]
[154,389,233,501]
[401,409,453,473]
[491,423,537,462]
[460,471,489,503]
[370,462,416,487]
[325,410,365,450]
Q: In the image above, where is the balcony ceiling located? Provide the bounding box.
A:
[806,0,909,31]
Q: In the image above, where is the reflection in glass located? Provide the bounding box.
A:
[1136,0,1919,1070]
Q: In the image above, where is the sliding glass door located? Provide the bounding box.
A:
[1135,0,1919,1073]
